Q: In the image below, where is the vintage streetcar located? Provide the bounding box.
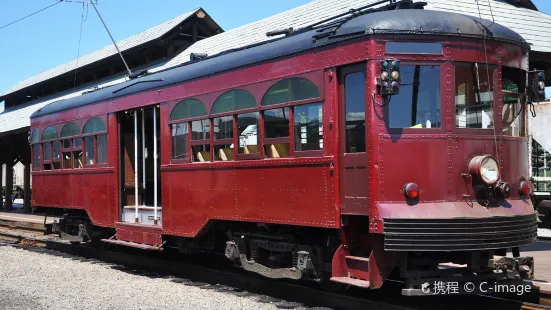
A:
[28,0,545,295]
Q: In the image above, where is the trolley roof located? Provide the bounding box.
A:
[31,8,526,119]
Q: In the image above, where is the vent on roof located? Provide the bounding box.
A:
[266,27,294,37]
[190,52,208,62]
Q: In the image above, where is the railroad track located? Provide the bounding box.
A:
[0,226,549,310]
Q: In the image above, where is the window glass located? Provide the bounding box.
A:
[61,122,80,137]
[502,70,525,137]
[214,145,234,161]
[171,98,207,121]
[73,150,83,168]
[264,107,290,138]
[192,145,211,162]
[52,141,61,160]
[73,138,82,148]
[262,78,320,106]
[30,129,39,143]
[43,143,51,161]
[83,117,106,134]
[172,123,188,159]
[294,102,323,151]
[389,65,441,128]
[344,72,366,153]
[41,126,58,141]
[455,65,494,129]
[386,42,442,54]
[191,119,210,140]
[85,136,95,165]
[63,139,72,148]
[238,112,259,154]
[214,116,233,139]
[212,90,256,114]
[33,146,40,169]
[97,134,108,164]
[63,152,72,169]
[502,98,523,136]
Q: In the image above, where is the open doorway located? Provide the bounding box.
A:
[119,106,161,225]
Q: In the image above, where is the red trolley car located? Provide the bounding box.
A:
[29,1,543,294]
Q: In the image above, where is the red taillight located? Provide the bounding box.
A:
[520,181,532,196]
[404,183,420,199]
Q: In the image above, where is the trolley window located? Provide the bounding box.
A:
[388,65,441,128]
[502,67,526,137]
[262,77,320,106]
[455,64,494,129]
[83,117,107,165]
[170,98,207,121]
[170,98,208,162]
[60,122,80,137]
[211,89,257,161]
[212,90,256,114]
[31,129,40,170]
[41,126,59,170]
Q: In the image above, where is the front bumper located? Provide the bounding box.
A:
[383,213,538,251]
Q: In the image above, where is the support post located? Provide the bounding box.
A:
[142,109,146,192]
[153,107,158,225]
[24,162,31,213]
[5,163,13,211]
[134,111,139,223]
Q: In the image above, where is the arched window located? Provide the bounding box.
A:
[212,90,258,160]
[212,89,256,114]
[170,99,209,162]
[41,126,58,141]
[170,98,207,121]
[30,129,39,143]
[261,78,323,158]
[59,122,82,169]
[262,78,320,107]
[83,117,106,133]
[40,126,60,170]
[83,117,107,166]
[60,122,80,137]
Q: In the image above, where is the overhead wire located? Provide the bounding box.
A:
[72,1,87,88]
[0,0,64,31]
[476,0,501,168]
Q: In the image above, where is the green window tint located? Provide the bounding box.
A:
[41,126,58,141]
[212,90,256,114]
[60,122,80,137]
[170,98,207,121]
[30,129,39,143]
[83,117,106,134]
[262,78,320,106]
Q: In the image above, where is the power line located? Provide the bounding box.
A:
[73,1,86,88]
[0,0,64,31]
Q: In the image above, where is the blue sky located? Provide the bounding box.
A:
[0,0,312,95]
[0,0,550,97]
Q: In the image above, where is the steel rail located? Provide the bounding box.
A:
[0,226,549,310]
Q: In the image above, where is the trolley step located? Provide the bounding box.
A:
[330,277,370,288]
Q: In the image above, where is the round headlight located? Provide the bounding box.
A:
[539,81,545,90]
[468,155,500,185]
[381,71,389,80]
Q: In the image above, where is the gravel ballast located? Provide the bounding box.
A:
[0,244,306,310]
